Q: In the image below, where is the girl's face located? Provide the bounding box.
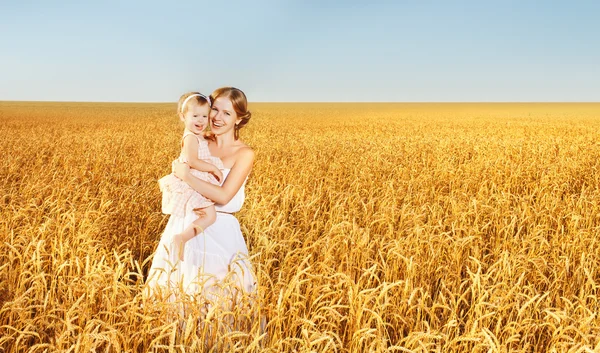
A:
[210,97,240,136]
[180,103,210,135]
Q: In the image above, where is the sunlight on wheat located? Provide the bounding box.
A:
[1,101,600,352]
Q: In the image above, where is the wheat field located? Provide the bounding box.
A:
[1,101,600,352]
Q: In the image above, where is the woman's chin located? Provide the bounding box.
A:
[211,127,227,134]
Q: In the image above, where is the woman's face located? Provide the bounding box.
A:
[210,96,240,135]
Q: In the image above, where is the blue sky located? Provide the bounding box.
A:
[0,1,598,102]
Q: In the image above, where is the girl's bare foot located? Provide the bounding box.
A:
[172,232,186,261]
[172,225,204,261]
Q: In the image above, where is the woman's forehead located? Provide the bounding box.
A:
[214,96,234,110]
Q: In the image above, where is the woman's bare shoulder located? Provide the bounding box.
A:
[230,141,254,165]
[235,144,254,160]
[233,139,252,151]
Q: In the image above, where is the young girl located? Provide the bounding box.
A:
[158,92,224,261]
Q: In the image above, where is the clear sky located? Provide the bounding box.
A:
[1,1,598,102]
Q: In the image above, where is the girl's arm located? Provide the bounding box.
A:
[174,147,254,205]
[182,135,222,180]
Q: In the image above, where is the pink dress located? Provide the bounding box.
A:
[158,131,224,218]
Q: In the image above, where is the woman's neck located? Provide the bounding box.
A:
[213,132,236,148]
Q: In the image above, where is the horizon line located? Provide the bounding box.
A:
[1,100,599,104]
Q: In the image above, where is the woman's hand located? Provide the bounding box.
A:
[172,160,191,181]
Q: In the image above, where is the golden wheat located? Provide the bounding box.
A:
[1,101,600,352]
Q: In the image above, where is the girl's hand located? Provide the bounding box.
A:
[173,160,191,181]
[211,167,223,183]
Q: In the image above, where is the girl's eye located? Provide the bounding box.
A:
[226,112,230,116]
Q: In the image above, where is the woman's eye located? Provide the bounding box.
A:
[226,112,230,116]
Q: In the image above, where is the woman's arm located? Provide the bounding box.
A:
[182,135,222,181]
[174,147,254,205]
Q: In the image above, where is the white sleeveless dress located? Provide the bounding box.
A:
[146,168,256,300]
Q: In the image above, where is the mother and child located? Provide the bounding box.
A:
[145,87,256,299]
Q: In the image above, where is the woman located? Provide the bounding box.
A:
[146,87,256,301]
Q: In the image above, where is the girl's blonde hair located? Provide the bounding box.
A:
[177,92,210,115]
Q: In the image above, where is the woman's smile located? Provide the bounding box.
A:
[209,96,240,134]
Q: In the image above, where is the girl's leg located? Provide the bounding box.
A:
[172,205,217,261]
[188,205,216,240]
